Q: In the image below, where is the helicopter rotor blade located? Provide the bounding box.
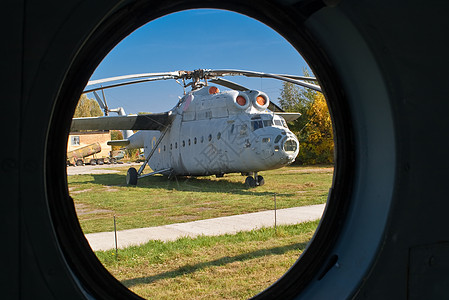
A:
[205,69,322,92]
[87,71,182,86]
[208,78,249,91]
[84,76,177,94]
[273,74,318,82]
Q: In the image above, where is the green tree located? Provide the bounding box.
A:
[278,68,317,133]
[73,94,103,118]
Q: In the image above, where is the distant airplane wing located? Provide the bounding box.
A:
[274,112,302,122]
[70,112,172,131]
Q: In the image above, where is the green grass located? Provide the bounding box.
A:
[96,220,319,300]
[68,165,333,233]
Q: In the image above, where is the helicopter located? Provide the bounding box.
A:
[70,69,321,187]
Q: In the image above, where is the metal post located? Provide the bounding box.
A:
[114,215,118,257]
[274,193,277,234]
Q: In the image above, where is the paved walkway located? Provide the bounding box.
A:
[85,204,325,251]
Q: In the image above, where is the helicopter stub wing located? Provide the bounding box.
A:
[274,112,302,122]
[70,112,172,132]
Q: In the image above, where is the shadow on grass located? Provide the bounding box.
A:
[69,173,296,197]
[121,241,308,288]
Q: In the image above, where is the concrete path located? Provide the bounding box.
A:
[85,204,325,251]
[66,162,140,176]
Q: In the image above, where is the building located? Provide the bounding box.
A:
[67,131,111,158]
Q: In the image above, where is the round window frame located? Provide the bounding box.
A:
[46,2,355,299]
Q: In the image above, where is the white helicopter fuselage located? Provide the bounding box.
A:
[127,86,299,177]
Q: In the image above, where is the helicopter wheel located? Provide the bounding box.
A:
[126,167,138,186]
[256,175,265,186]
[245,176,256,188]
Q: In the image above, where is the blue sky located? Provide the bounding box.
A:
[88,9,309,114]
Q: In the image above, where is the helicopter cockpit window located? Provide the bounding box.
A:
[263,120,272,127]
[274,119,283,127]
[252,120,264,131]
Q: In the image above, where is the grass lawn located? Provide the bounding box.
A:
[68,164,333,234]
[97,221,319,300]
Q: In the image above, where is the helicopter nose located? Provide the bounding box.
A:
[282,138,299,162]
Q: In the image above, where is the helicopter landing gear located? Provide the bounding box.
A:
[245,173,265,188]
[245,176,256,188]
[126,167,138,186]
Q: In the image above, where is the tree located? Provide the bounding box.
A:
[296,93,334,164]
[278,68,317,133]
[110,130,123,151]
[278,68,334,164]
[73,94,103,118]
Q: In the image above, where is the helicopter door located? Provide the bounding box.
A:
[260,136,272,159]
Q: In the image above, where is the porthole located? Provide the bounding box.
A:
[47,3,360,300]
